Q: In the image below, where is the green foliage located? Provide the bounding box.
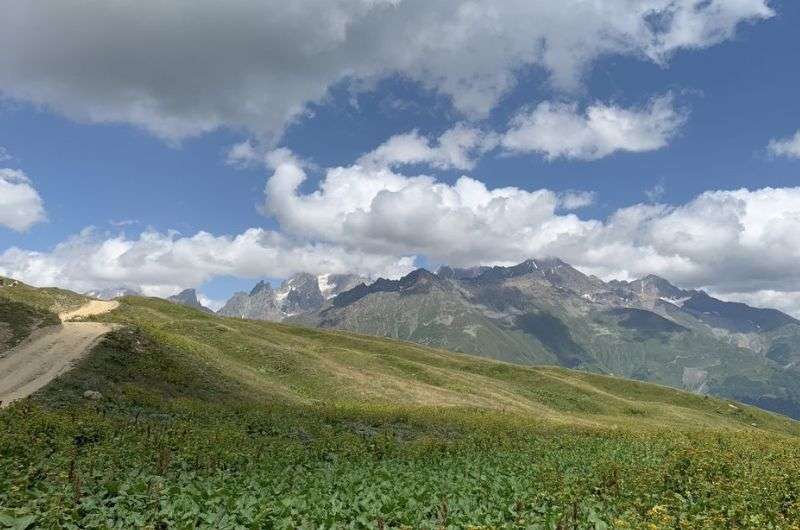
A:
[0,298,59,351]
[3,295,800,527]
[0,278,88,315]
[3,403,800,528]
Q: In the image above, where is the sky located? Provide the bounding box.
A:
[1,0,800,314]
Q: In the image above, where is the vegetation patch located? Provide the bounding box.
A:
[3,295,800,527]
[0,298,59,351]
[0,278,88,315]
[515,312,590,368]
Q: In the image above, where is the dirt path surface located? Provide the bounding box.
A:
[0,301,120,407]
[59,300,119,322]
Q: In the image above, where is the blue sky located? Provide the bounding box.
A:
[1,0,800,313]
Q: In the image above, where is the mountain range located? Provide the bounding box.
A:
[85,286,142,301]
[280,258,800,418]
[91,258,800,418]
[217,273,367,321]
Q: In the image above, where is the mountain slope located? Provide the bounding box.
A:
[0,276,89,314]
[0,277,88,351]
[53,295,800,432]
[296,259,800,418]
[2,286,800,527]
[1,285,796,433]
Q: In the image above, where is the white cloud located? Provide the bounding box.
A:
[0,227,415,298]
[571,188,800,297]
[258,151,800,314]
[0,147,11,162]
[0,1,770,142]
[767,130,800,159]
[357,124,497,171]
[197,293,226,312]
[0,169,47,232]
[226,140,262,168]
[7,129,800,317]
[5,160,800,317]
[501,94,687,160]
[263,150,585,265]
[235,94,682,172]
[559,191,596,210]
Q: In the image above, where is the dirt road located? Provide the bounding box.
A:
[59,300,120,322]
[0,301,119,407]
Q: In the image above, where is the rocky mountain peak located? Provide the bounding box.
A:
[401,268,437,286]
[170,288,199,304]
[281,272,317,290]
[318,273,369,299]
[469,258,603,296]
[437,265,490,280]
[220,271,369,321]
[619,274,691,303]
[331,268,445,307]
[279,273,324,315]
[249,280,273,297]
[532,257,567,269]
[167,288,212,313]
[85,286,141,300]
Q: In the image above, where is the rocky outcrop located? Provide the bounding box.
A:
[167,289,213,313]
[218,273,369,321]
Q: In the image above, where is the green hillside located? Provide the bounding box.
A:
[297,263,800,420]
[2,293,800,527]
[0,278,87,351]
[80,297,799,433]
[0,276,89,314]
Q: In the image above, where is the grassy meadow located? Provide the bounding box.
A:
[2,293,800,528]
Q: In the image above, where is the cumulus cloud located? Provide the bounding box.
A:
[235,95,683,172]
[357,124,497,171]
[767,130,800,159]
[0,169,47,232]
[0,227,415,298]
[257,151,800,314]
[263,150,586,265]
[502,94,687,160]
[228,124,495,171]
[0,0,770,142]
[226,140,263,168]
[6,135,800,316]
[5,151,800,316]
[571,188,800,296]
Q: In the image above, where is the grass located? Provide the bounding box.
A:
[82,297,797,433]
[0,298,58,351]
[2,294,800,527]
[0,277,88,314]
